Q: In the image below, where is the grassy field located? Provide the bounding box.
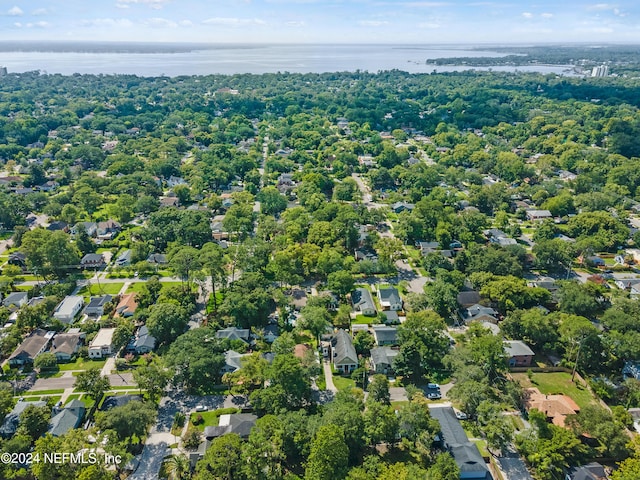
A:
[126,281,182,294]
[78,282,124,296]
[353,314,379,325]
[58,358,107,372]
[511,371,596,409]
[332,375,356,391]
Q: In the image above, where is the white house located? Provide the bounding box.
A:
[53,296,84,324]
[88,328,115,358]
[377,288,403,311]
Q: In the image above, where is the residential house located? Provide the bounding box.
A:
[3,291,28,310]
[220,350,245,375]
[53,296,84,324]
[71,222,98,238]
[461,304,499,324]
[50,330,84,362]
[524,387,580,427]
[293,344,312,360]
[528,277,559,293]
[372,325,398,346]
[46,221,68,232]
[115,249,132,266]
[429,406,493,480]
[8,330,55,367]
[8,252,26,268]
[83,295,112,317]
[288,288,308,311]
[167,175,187,188]
[80,253,105,269]
[0,401,47,438]
[354,248,378,262]
[526,209,553,221]
[416,241,440,255]
[159,196,179,208]
[115,293,138,318]
[147,253,168,265]
[377,287,403,311]
[504,340,535,367]
[203,413,257,441]
[483,228,517,246]
[48,400,85,437]
[370,346,399,375]
[352,288,377,316]
[565,463,607,480]
[391,201,415,214]
[331,329,358,374]
[583,256,605,268]
[382,310,400,324]
[127,326,156,355]
[96,220,121,240]
[88,328,116,359]
[216,327,251,344]
[262,324,279,343]
[457,291,481,309]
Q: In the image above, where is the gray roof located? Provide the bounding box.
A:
[383,310,399,323]
[3,291,28,307]
[85,295,112,310]
[81,253,105,263]
[569,463,606,480]
[370,346,399,367]
[223,350,244,372]
[203,413,257,440]
[457,291,481,307]
[504,340,535,357]
[147,253,167,264]
[0,401,47,438]
[378,287,401,305]
[332,329,358,366]
[100,395,141,411]
[51,332,83,356]
[465,304,498,321]
[372,326,398,345]
[48,402,85,437]
[216,327,250,343]
[134,325,156,351]
[352,288,375,312]
[429,406,491,479]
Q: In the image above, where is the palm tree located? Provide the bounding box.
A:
[165,454,191,480]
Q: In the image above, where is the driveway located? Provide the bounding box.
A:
[496,448,534,480]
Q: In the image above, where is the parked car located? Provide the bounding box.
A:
[195,405,207,412]
[455,411,468,420]
[427,383,440,390]
[427,392,442,400]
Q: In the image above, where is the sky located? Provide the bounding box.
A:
[1,1,640,44]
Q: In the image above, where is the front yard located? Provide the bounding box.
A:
[58,358,107,372]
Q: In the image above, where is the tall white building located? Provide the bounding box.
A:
[591,65,609,77]
[0,66,7,77]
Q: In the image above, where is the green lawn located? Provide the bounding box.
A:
[26,388,64,395]
[512,372,596,409]
[353,314,375,324]
[64,394,82,405]
[190,408,240,432]
[126,281,182,294]
[58,358,107,372]
[77,282,124,296]
[332,375,356,391]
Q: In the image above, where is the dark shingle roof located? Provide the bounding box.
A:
[332,329,357,366]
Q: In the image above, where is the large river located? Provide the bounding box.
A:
[0,43,575,76]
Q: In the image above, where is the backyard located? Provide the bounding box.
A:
[511,371,597,409]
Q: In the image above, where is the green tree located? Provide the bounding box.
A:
[94,400,156,443]
[305,424,349,480]
[132,356,172,402]
[367,374,391,405]
[146,303,189,346]
[34,352,58,371]
[75,368,110,401]
[258,186,288,216]
[19,404,51,441]
[327,270,355,299]
[363,401,399,446]
[427,452,460,480]
[194,433,243,480]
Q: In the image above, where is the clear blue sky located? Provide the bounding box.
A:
[2,1,639,44]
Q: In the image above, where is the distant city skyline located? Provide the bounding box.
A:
[1,1,640,44]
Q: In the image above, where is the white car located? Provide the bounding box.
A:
[455,411,468,420]
[195,405,207,412]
